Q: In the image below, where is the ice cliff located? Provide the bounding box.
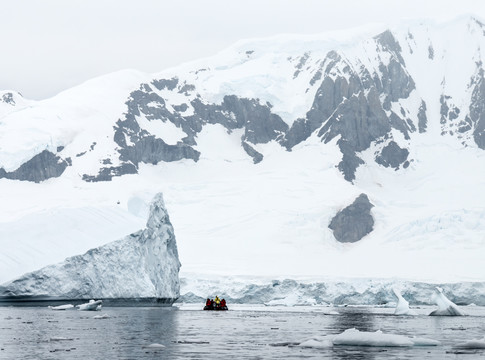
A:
[178,277,485,306]
[0,193,181,301]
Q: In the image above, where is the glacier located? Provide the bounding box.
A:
[1,16,485,298]
[178,276,485,306]
[0,193,181,303]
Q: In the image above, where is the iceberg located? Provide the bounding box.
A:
[48,304,74,310]
[392,288,417,316]
[0,193,181,303]
[429,287,465,316]
[77,299,102,311]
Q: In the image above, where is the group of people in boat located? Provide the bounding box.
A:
[204,295,228,310]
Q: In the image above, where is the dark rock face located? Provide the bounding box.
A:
[0,150,70,183]
[282,31,423,181]
[104,85,202,181]
[440,93,472,137]
[329,194,374,243]
[82,163,138,182]
[242,141,263,164]
[188,95,288,144]
[439,66,485,146]
[152,77,179,91]
[97,81,288,182]
[376,141,410,170]
[1,92,16,105]
[319,89,391,181]
[226,96,288,144]
[119,136,201,165]
[283,51,364,150]
[319,89,391,151]
[418,101,428,133]
[469,69,485,149]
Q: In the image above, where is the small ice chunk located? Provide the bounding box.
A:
[298,337,333,348]
[332,328,414,347]
[49,337,73,341]
[93,314,110,319]
[48,304,74,310]
[77,299,103,311]
[410,337,441,346]
[392,288,417,316]
[455,337,485,349]
[142,343,165,349]
[429,287,465,316]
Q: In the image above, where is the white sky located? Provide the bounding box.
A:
[2,0,485,100]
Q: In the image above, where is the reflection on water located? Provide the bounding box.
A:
[1,305,485,359]
[330,307,376,333]
[329,308,377,360]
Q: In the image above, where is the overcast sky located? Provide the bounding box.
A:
[2,0,485,99]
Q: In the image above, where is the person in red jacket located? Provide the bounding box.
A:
[220,298,226,308]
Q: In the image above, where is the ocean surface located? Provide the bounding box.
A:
[1,304,484,359]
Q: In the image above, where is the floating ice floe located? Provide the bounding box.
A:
[392,288,417,316]
[429,287,465,316]
[93,313,110,319]
[298,336,334,348]
[298,328,440,348]
[49,337,73,341]
[48,304,74,310]
[455,337,485,349]
[77,299,102,311]
[142,343,165,349]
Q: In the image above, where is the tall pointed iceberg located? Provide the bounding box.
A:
[0,193,181,303]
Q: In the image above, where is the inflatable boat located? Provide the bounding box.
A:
[204,305,228,311]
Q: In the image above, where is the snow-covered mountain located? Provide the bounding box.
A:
[0,193,180,302]
[1,16,485,292]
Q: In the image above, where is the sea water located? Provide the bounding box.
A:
[1,304,484,359]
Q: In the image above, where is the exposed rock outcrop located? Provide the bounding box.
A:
[0,150,70,183]
[376,141,410,170]
[329,194,374,243]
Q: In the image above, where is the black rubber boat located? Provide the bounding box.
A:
[203,305,228,311]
